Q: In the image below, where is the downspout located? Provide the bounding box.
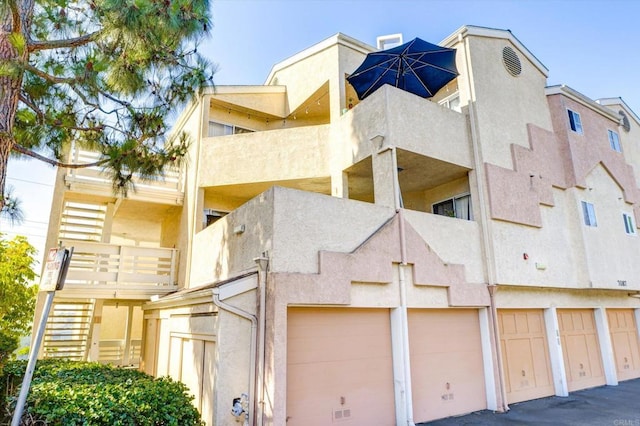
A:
[254,256,269,426]
[460,32,509,412]
[391,146,414,426]
[212,288,257,426]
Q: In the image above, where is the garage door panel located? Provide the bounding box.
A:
[287,308,395,426]
[409,309,486,423]
[499,309,554,404]
[607,309,640,382]
[558,309,605,392]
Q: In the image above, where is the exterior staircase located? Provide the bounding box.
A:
[42,299,95,361]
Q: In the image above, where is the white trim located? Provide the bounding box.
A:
[218,274,258,300]
[546,85,622,122]
[479,308,497,410]
[440,25,549,77]
[264,33,375,85]
[544,307,569,397]
[594,307,618,386]
[597,97,640,127]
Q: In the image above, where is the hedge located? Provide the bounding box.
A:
[1,360,204,426]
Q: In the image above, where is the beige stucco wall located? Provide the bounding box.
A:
[197,126,331,189]
[581,164,640,289]
[466,36,552,170]
[495,286,640,309]
[189,190,275,286]
[270,187,395,274]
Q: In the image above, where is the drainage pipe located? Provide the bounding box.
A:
[212,288,257,426]
[460,31,509,412]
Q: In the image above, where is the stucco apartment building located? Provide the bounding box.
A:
[37,25,640,425]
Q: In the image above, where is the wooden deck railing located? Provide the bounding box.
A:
[65,147,184,203]
[58,240,179,297]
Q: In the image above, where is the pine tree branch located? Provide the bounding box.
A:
[18,94,45,124]
[28,31,101,52]
[11,144,109,169]
[22,62,75,85]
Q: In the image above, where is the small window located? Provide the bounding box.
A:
[623,213,636,235]
[433,194,473,220]
[568,109,583,134]
[608,129,621,152]
[581,201,597,227]
[438,93,461,112]
[207,121,253,137]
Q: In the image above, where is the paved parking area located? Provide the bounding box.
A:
[423,378,640,425]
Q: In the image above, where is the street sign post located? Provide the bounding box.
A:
[11,247,73,426]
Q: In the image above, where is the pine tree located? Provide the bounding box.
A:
[0,0,214,214]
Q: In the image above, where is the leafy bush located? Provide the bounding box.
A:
[2,360,203,426]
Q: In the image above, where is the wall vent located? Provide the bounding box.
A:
[502,46,522,77]
[620,110,631,132]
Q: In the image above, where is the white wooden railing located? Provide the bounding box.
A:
[65,147,184,203]
[59,240,179,297]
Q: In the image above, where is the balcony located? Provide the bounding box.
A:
[65,148,184,205]
[57,240,179,299]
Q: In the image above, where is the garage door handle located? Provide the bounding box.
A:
[579,363,584,370]
[521,370,526,377]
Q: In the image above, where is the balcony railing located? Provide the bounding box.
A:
[57,240,179,299]
[65,147,184,204]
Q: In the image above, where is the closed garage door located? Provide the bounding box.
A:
[408,309,486,423]
[557,309,605,391]
[287,308,395,426]
[607,309,640,381]
[498,309,554,404]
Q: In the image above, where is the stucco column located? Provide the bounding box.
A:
[544,307,568,396]
[87,300,104,362]
[371,141,399,209]
[478,308,497,410]
[331,171,349,198]
[594,307,618,386]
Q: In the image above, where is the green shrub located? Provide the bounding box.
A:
[2,359,204,426]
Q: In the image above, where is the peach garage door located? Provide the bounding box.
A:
[286,308,395,426]
[498,309,554,404]
[408,309,486,423]
[607,309,640,381]
[557,309,605,392]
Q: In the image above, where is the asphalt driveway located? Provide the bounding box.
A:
[423,378,640,425]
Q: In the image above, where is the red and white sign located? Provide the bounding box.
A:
[39,247,72,292]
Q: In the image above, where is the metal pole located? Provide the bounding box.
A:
[11,291,56,426]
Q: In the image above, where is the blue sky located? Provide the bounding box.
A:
[4,0,640,264]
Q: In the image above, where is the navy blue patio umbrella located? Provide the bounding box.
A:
[347,37,458,101]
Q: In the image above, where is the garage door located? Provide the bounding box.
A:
[408,309,486,423]
[607,309,640,381]
[557,309,605,391]
[498,309,554,404]
[287,308,395,426]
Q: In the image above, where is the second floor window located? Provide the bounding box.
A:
[208,121,253,137]
[581,201,597,227]
[568,109,583,134]
[608,129,621,152]
[433,194,473,220]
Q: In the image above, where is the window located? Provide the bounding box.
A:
[207,121,253,137]
[608,129,621,152]
[623,213,636,235]
[581,201,597,227]
[438,93,461,112]
[568,109,583,134]
[433,194,473,220]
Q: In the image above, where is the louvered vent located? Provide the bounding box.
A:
[502,46,522,76]
[620,110,631,132]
